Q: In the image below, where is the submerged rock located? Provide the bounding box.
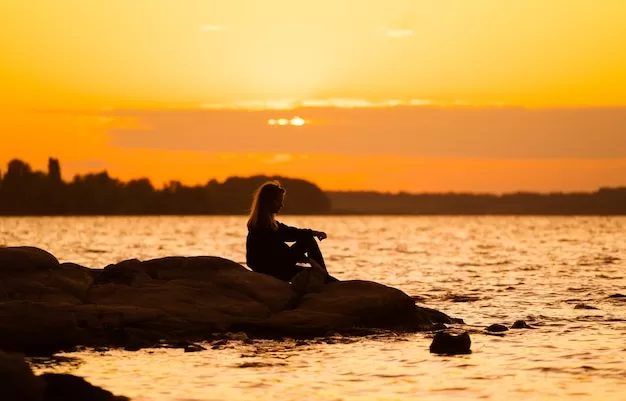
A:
[0,246,458,354]
[574,303,599,310]
[511,320,532,329]
[486,324,509,332]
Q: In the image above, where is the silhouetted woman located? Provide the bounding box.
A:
[246,181,337,283]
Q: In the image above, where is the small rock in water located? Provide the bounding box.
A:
[511,320,531,329]
[486,324,509,332]
[225,332,249,341]
[211,339,229,349]
[574,303,599,310]
[184,343,207,353]
[429,332,472,355]
[431,322,447,331]
[448,295,479,303]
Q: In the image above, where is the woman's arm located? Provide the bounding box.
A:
[277,222,327,241]
[311,230,327,240]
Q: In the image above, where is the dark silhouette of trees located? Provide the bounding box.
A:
[0,158,625,215]
[326,188,626,215]
[0,158,331,216]
[48,158,62,183]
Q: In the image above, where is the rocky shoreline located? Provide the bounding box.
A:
[0,245,466,400]
[0,246,459,356]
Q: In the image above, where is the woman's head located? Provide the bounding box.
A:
[247,181,285,230]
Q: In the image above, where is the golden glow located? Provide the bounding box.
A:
[1,1,625,192]
[2,1,626,108]
[290,117,305,126]
[268,117,306,126]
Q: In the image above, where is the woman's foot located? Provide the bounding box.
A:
[308,257,338,284]
[307,257,325,272]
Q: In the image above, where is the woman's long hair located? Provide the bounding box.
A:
[247,181,285,230]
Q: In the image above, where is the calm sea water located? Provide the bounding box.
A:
[2,216,625,401]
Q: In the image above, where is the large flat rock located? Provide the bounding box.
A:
[0,246,455,354]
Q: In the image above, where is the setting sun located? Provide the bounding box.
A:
[268,117,306,126]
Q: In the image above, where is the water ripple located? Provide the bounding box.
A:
[3,215,624,401]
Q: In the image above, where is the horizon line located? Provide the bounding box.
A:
[1,157,624,197]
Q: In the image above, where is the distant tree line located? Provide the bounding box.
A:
[1,158,625,215]
[327,188,626,215]
[0,158,331,215]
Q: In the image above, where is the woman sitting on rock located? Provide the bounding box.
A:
[246,180,337,284]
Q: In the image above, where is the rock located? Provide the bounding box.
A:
[486,324,509,332]
[41,373,129,401]
[0,351,128,401]
[290,265,326,295]
[430,322,447,331]
[574,303,598,310]
[0,350,45,401]
[415,306,461,324]
[96,259,151,287]
[444,294,479,303]
[233,309,357,338]
[225,332,249,341]
[183,343,206,353]
[296,281,420,329]
[429,332,472,355]
[51,263,95,302]
[511,320,531,329]
[0,301,83,355]
[0,247,59,276]
[608,293,625,298]
[0,246,459,354]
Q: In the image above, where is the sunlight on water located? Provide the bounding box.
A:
[2,216,625,400]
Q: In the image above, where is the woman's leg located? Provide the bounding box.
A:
[308,257,339,283]
[289,233,338,282]
[289,233,327,270]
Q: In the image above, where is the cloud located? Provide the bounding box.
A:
[103,106,626,159]
[384,29,413,38]
[199,24,224,32]
[262,153,293,164]
[201,98,437,110]
[380,14,416,39]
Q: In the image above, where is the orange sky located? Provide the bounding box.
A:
[1,0,625,193]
